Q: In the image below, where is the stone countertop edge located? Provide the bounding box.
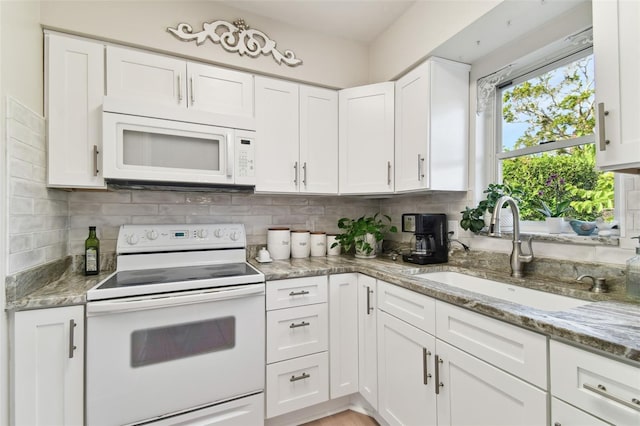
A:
[6,255,640,365]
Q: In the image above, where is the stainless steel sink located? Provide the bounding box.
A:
[412,271,590,311]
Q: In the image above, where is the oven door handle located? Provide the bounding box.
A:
[86,284,265,316]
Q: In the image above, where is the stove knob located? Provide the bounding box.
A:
[196,229,209,239]
[229,231,239,241]
[213,228,224,238]
[146,230,158,240]
[126,234,139,245]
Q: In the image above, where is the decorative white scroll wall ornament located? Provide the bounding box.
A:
[476,64,514,114]
[167,19,303,67]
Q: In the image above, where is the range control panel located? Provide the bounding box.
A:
[116,224,246,254]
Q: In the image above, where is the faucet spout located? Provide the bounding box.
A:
[489,196,534,278]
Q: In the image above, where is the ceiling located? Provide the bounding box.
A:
[219,0,416,43]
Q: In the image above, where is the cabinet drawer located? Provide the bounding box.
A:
[266,352,329,418]
[435,301,547,389]
[266,276,328,310]
[550,340,640,425]
[551,397,609,426]
[377,280,435,334]
[267,304,328,363]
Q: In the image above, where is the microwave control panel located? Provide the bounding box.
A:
[236,135,256,182]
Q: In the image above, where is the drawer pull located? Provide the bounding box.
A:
[289,321,310,329]
[583,383,640,412]
[423,348,432,385]
[366,286,374,315]
[435,355,444,395]
[289,290,310,297]
[290,372,310,382]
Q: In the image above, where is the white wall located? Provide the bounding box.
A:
[40,0,370,88]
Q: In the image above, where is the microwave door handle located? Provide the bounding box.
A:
[226,132,233,178]
[86,284,265,316]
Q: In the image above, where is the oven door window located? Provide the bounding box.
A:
[131,316,235,367]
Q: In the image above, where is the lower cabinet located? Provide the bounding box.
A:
[329,273,359,398]
[11,306,84,426]
[358,275,378,410]
[551,397,609,426]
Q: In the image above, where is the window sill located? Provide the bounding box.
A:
[477,230,619,247]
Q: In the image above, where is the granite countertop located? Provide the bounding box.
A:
[6,255,640,365]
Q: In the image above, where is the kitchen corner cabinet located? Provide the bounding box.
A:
[106,46,254,120]
[339,82,395,194]
[255,77,338,194]
[329,274,359,398]
[592,0,640,173]
[358,275,378,409]
[394,58,470,192]
[11,306,84,426]
[45,32,106,188]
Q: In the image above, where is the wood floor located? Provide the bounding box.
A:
[301,409,379,426]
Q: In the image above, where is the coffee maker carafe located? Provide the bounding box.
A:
[402,213,448,265]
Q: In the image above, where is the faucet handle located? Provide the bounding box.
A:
[518,237,534,263]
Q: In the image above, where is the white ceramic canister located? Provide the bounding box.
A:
[326,234,341,256]
[290,230,311,258]
[267,227,291,260]
[310,232,327,257]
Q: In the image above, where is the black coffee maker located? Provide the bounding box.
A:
[401,213,448,265]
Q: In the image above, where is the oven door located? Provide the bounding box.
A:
[86,284,265,426]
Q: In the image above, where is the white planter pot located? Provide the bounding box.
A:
[484,207,514,232]
[545,217,564,234]
[354,233,378,258]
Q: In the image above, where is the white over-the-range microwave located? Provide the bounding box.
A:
[102,98,256,188]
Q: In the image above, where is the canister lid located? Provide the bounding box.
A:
[268,227,290,230]
[291,229,310,233]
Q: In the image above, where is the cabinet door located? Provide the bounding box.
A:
[255,77,300,193]
[187,62,254,118]
[13,306,84,426]
[551,397,609,426]
[377,311,437,426]
[436,339,547,426]
[358,275,378,410]
[339,82,394,194]
[329,274,359,398]
[593,0,640,172]
[106,45,186,108]
[46,32,105,188]
[299,85,338,194]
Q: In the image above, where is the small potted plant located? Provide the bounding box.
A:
[534,174,571,233]
[460,183,523,233]
[332,213,398,258]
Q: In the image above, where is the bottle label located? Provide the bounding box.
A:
[86,248,98,272]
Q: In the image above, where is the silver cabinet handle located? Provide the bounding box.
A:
[387,161,392,186]
[226,132,233,178]
[289,290,309,296]
[302,162,307,186]
[290,372,310,382]
[93,145,100,176]
[366,286,374,315]
[418,154,425,181]
[435,355,444,395]
[597,102,610,151]
[423,348,432,385]
[190,76,195,104]
[68,319,77,359]
[293,161,298,186]
[554,423,561,426]
[289,321,310,329]
[177,74,183,102]
[583,383,640,412]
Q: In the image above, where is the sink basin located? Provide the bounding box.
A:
[412,271,590,311]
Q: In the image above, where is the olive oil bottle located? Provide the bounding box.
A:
[85,226,100,275]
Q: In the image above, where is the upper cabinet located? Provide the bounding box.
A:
[593,0,640,173]
[46,32,106,189]
[255,77,338,194]
[106,46,255,129]
[339,82,395,195]
[395,58,470,192]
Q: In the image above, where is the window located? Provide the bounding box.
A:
[496,48,614,223]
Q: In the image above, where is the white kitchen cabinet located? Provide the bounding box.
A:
[394,57,470,192]
[358,275,378,410]
[435,339,547,426]
[328,273,359,398]
[266,275,328,309]
[45,31,106,188]
[593,0,640,172]
[377,310,437,426]
[551,397,609,426]
[255,78,338,194]
[378,279,436,335]
[339,82,395,194]
[106,45,254,120]
[11,306,84,426]
[550,340,640,426]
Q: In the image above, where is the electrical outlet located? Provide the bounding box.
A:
[448,220,459,240]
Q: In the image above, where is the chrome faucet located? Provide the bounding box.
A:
[488,196,533,278]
